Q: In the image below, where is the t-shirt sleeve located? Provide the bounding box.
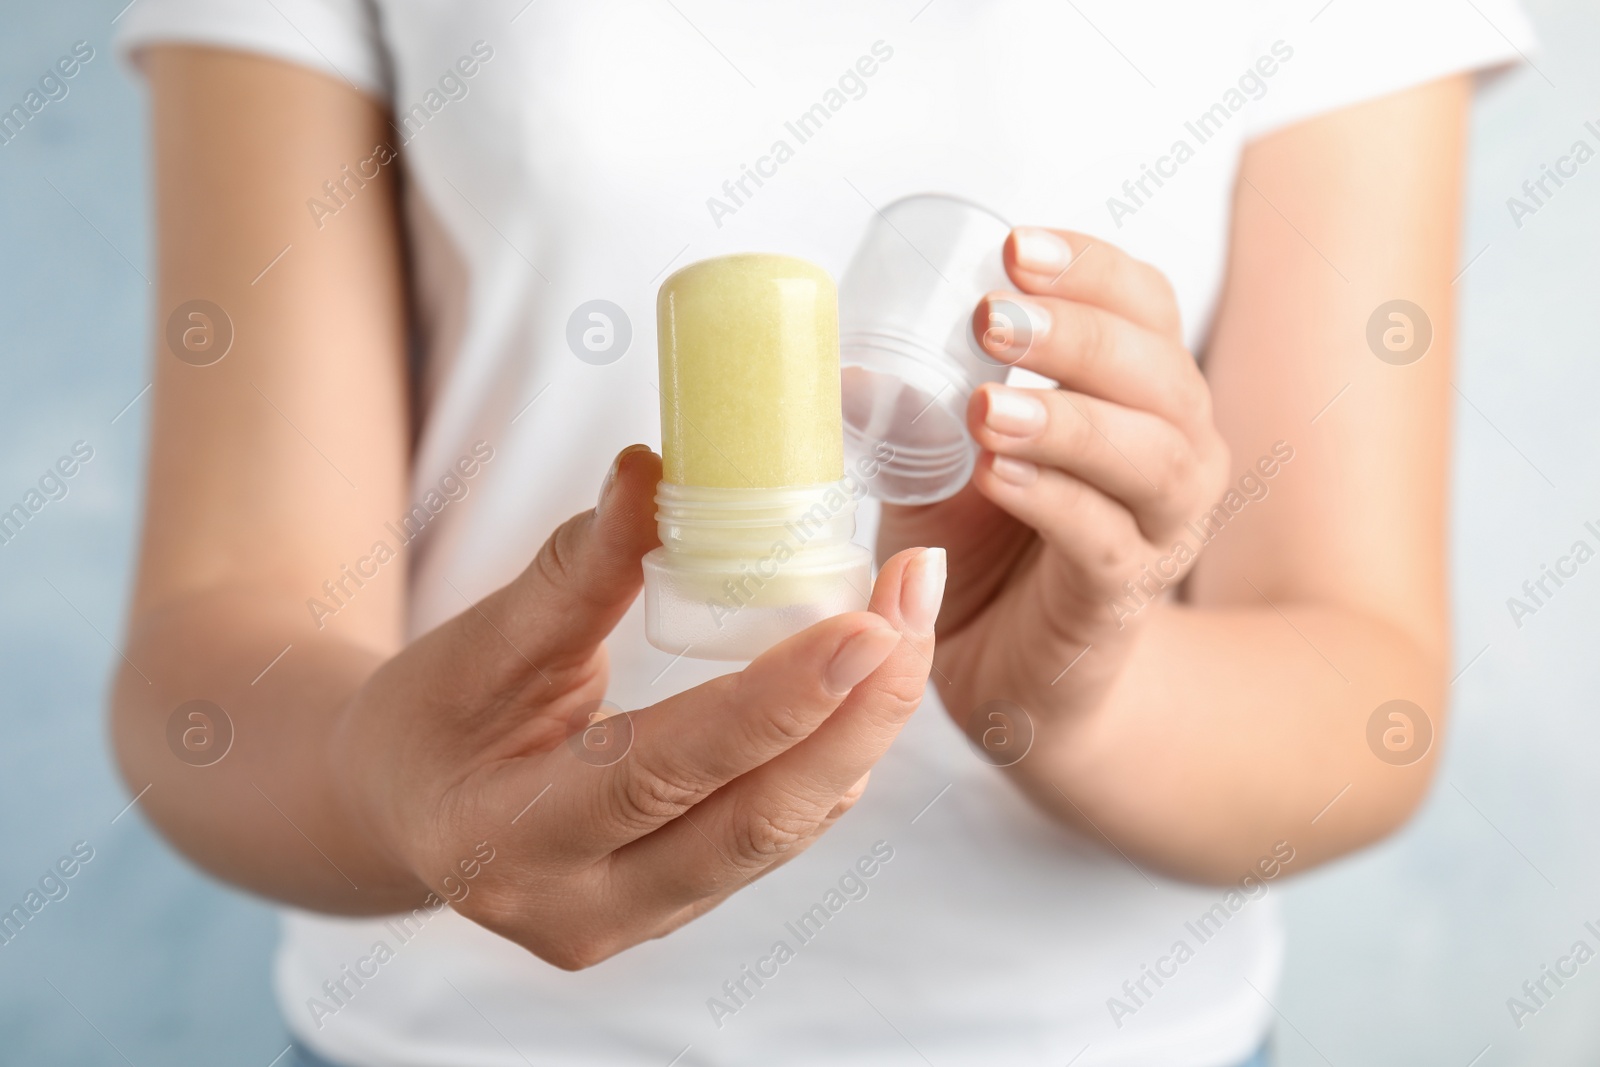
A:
[1243,0,1537,141]
[114,0,391,101]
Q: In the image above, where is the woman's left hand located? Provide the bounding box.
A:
[876,226,1231,746]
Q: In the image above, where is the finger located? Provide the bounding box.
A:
[1004,227,1182,340]
[973,293,1211,437]
[468,445,661,673]
[969,451,1150,589]
[609,548,941,908]
[538,608,905,861]
[969,384,1206,539]
[637,771,873,940]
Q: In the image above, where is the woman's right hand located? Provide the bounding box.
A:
[329,445,943,969]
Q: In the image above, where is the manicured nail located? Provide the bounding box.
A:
[823,623,902,696]
[990,455,1039,486]
[597,444,652,514]
[1011,227,1073,274]
[900,547,947,635]
[978,293,1050,365]
[984,386,1047,437]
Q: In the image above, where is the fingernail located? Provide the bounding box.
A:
[977,294,1050,365]
[990,455,1039,486]
[984,386,1047,437]
[823,623,902,696]
[1011,227,1073,273]
[597,444,652,514]
[900,547,947,635]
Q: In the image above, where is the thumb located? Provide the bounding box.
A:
[484,444,661,671]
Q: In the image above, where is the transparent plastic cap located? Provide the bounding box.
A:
[838,194,1014,505]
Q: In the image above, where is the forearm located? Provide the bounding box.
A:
[1004,598,1444,883]
[112,588,427,914]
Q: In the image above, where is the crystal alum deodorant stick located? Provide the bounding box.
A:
[642,253,872,660]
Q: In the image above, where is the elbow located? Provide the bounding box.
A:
[106,657,159,800]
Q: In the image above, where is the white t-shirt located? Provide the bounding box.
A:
[118,3,1531,1064]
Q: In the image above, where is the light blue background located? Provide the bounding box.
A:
[0,1,1595,1064]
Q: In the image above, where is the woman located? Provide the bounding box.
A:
[112,1,1531,1064]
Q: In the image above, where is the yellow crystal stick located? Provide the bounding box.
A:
[658,254,844,487]
[643,254,871,661]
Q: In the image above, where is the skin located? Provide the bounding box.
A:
[881,76,1465,882]
[115,48,942,969]
[113,44,1464,967]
